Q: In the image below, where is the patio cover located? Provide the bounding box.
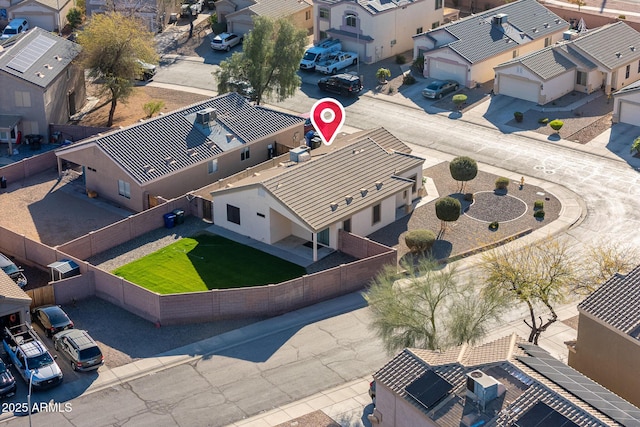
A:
[0,115,21,156]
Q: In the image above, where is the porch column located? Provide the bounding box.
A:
[312,232,318,262]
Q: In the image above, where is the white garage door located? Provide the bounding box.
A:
[21,14,55,32]
[619,100,640,125]
[229,21,252,36]
[498,75,540,103]
[429,59,467,87]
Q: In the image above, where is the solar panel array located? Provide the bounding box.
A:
[404,370,454,411]
[518,344,640,427]
[515,401,580,427]
[6,34,56,73]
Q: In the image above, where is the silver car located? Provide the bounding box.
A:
[211,33,243,52]
[422,80,460,99]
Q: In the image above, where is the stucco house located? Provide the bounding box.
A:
[566,265,640,409]
[494,21,640,105]
[371,333,640,427]
[85,0,170,33]
[219,0,313,36]
[413,0,569,88]
[0,28,85,154]
[210,128,425,262]
[313,0,452,64]
[612,78,640,125]
[55,93,305,213]
[2,0,72,32]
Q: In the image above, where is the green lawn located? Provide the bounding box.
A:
[112,234,306,294]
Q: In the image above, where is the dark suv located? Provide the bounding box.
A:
[317,73,363,96]
[53,329,103,372]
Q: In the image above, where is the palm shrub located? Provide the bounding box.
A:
[495,177,509,190]
[549,119,564,132]
[376,68,391,83]
[630,136,640,156]
[405,230,436,253]
[143,100,165,118]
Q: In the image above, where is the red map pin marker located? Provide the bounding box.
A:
[310,98,345,146]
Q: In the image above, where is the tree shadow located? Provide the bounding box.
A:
[547,133,561,142]
[448,111,463,120]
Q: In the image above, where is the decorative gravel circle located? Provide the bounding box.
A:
[464,191,528,223]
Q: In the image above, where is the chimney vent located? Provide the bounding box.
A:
[360,188,368,197]
[616,52,622,58]
[330,202,338,211]
[375,181,383,190]
[345,195,353,205]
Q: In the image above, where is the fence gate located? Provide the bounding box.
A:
[148,194,161,209]
[202,199,213,221]
[26,286,55,309]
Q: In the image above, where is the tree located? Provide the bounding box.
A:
[573,240,639,295]
[215,16,307,105]
[77,12,157,126]
[435,197,461,234]
[364,258,506,353]
[376,68,391,84]
[449,156,477,192]
[66,8,83,30]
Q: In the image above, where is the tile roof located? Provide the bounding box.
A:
[421,0,568,65]
[56,93,304,184]
[578,264,640,339]
[246,0,310,18]
[318,0,419,15]
[570,21,640,70]
[495,44,577,80]
[0,27,81,88]
[374,333,637,426]
[212,127,423,232]
[0,272,31,302]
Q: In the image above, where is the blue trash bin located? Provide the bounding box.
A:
[163,213,176,228]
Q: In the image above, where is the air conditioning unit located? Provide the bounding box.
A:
[466,370,501,409]
[196,108,217,125]
[493,13,508,25]
[563,30,578,40]
[290,146,310,163]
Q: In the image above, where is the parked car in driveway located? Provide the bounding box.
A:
[135,59,157,81]
[0,358,16,399]
[32,305,74,337]
[0,252,26,288]
[317,73,363,96]
[211,33,243,51]
[53,329,103,372]
[421,79,459,99]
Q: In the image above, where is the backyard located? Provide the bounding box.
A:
[112,233,306,294]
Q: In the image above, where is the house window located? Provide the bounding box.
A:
[208,159,218,174]
[318,228,329,246]
[416,27,423,34]
[576,71,587,85]
[431,21,440,29]
[410,174,417,193]
[0,131,8,142]
[343,218,352,232]
[319,8,329,19]
[544,37,551,47]
[626,64,630,79]
[512,49,519,59]
[305,10,311,20]
[435,0,442,9]
[372,203,381,224]
[14,91,31,107]
[345,14,357,27]
[638,60,640,73]
[118,180,131,199]
[319,31,328,40]
[227,204,240,225]
[241,147,250,161]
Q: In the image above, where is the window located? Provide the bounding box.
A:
[318,228,329,246]
[544,37,551,47]
[431,21,440,29]
[257,212,265,218]
[305,10,311,20]
[227,204,240,225]
[343,218,352,233]
[118,180,131,199]
[346,14,356,27]
[241,147,250,161]
[14,91,30,107]
[208,159,218,174]
[576,71,586,85]
[319,31,328,40]
[372,203,381,224]
[0,131,8,142]
[638,60,640,73]
[416,27,423,34]
[512,49,519,59]
[319,8,329,19]
[626,64,630,79]
[435,0,442,9]
[410,174,417,193]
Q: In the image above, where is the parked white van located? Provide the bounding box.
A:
[1,18,29,40]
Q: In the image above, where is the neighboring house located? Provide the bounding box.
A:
[371,333,640,427]
[0,28,85,153]
[210,127,425,262]
[413,0,569,88]
[222,0,313,36]
[495,21,640,104]
[567,264,640,408]
[314,0,451,64]
[55,93,305,213]
[86,0,171,33]
[4,0,73,32]
[0,272,31,329]
[612,78,640,125]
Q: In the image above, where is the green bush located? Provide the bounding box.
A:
[533,210,545,219]
[495,177,510,190]
[534,200,544,210]
[376,68,391,82]
[619,15,626,19]
[395,54,406,64]
[67,8,83,30]
[403,74,416,85]
[453,94,468,109]
[489,221,499,230]
[631,136,640,155]
[549,119,564,132]
[538,117,549,124]
[405,230,436,253]
[143,100,165,118]
[413,54,424,73]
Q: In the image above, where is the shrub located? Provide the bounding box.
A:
[631,136,640,156]
[388,86,395,94]
[376,68,391,82]
[514,111,523,122]
[403,74,416,85]
[395,54,406,64]
[464,193,474,202]
[619,15,626,19]
[495,177,510,190]
[452,94,467,110]
[450,156,478,192]
[413,54,424,73]
[405,230,436,253]
[533,210,545,219]
[143,100,165,118]
[538,118,549,124]
[549,119,564,132]
[534,200,544,210]
[435,197,462,223]
[489,221,499,230]
[66,8,83,30]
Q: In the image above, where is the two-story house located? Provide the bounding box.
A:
[218,0,313,36]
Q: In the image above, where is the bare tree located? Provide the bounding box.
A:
[573,239,639,295]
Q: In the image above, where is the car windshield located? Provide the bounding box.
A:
[1,264,19,275]
[303,52,317,61]
[212,38,222,44]
[427,82,443,90]
[44,309,68,324]
[3,29,17,35]
[79,347,102,360]
[26,353,54,369]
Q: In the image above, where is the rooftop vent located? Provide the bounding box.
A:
[143,165,155,174]
[35,72,44,78]
[196,108,217,126]
[531,27,537,33]
[360,188,368,197]
[616,52,622,58]
[375,181,383,190]
[492,13,508,25]
[164,156,176,166]
[555,18,561,24]
[543,22,549,28]
[330,202,338,211]
[54,55,62,61]
[44,64,52,69]
[345,195,353,205]
[630,46,636,51]
[187,148,197,157]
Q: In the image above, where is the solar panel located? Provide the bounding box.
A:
[515,401,579,427]
[6,34,56,73]
[405,370,454,411]
[517,345,640,426]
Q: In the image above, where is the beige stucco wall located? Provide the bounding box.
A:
[568,312,640,408]
[495,62,576,105]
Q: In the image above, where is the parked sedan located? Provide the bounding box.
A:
[421,79,459,99]
[32,305,74,337]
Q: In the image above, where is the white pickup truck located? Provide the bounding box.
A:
[315,51,358,75]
